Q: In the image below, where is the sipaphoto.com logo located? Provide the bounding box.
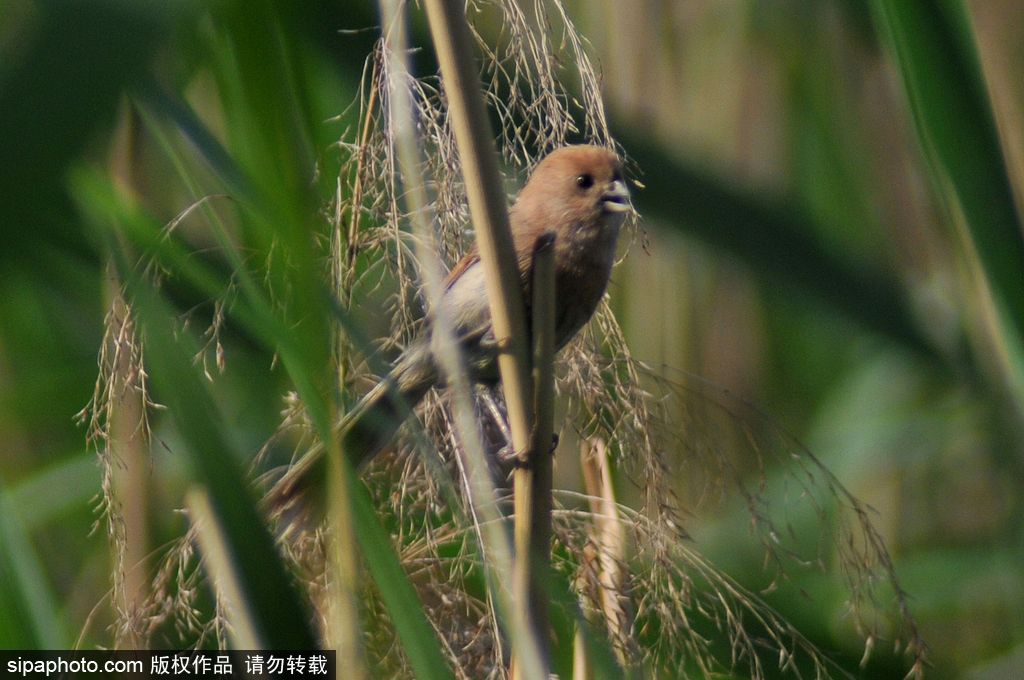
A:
[0,650,336,678]
[7,654,143,677]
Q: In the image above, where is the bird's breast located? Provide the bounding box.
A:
[551,215,622,348]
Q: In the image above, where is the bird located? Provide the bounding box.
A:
[269,144,630,506]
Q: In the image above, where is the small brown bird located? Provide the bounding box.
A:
[272,145,629,501]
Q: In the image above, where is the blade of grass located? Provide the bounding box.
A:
[207,0,317,220]
[347,479,455,680]
[133,84,252,206]
[7,454,100,531]
[869,0,1024,402]
[0,476,68,648]
[185,487,267,649]
[169,9,362,658]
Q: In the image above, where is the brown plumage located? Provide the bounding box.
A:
[270,145,629,504]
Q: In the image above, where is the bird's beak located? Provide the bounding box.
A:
[601,179,631,213]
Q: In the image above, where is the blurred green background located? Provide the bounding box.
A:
[1,0,1023,677]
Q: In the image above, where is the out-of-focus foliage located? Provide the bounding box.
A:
[584,0,1024,675]
[0,0,1021,677]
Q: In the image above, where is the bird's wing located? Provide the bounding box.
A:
[444,247,481,289]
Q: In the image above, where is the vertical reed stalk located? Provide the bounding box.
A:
[572,630,591,680]
[107,284,147,648]
[325,433,363,679]
[420,0,534,438]
[106,103,148,648]
[421,0,546,676]
[580,439,629,666]
[513,234,557,676]
[186,487,263,649]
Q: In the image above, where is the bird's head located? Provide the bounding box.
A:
[512,145,631,239]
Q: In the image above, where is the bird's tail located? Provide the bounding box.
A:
[266,339,437,513]
[341,339,437,468]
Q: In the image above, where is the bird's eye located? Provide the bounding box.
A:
[576,173,594,189]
